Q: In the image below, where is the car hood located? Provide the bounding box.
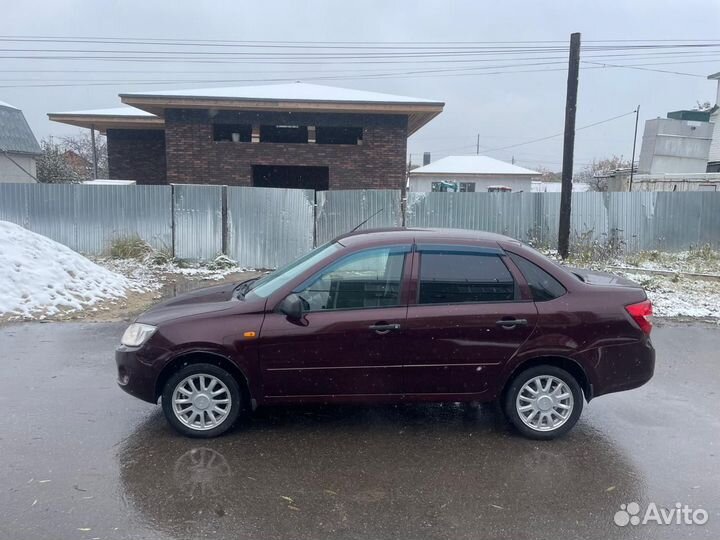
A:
[135,282,265,325]
[151,282,240,309]
[567,267,641,287]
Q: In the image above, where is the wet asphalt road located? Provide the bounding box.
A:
[1,322,719,540]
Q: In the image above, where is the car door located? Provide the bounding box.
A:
[402,246,538,396]
[258,245,412,399]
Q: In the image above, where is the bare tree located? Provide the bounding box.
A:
[36,138,82,183]
[60,132,109,179]
[535,166,562,183]
[576,155,631,192]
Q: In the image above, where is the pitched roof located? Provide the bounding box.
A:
[410,156,540,176]
[121,82,442,105]
[0,101,41,155]
[120,82,444,135]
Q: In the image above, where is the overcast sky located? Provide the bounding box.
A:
[2,0,719,172]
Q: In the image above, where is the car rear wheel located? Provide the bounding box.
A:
[161,363,242,438]
[504,365,583,440]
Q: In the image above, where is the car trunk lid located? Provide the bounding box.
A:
[566,267,642,288]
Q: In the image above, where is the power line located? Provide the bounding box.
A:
[1,55,717,89]
[581,60,705,78]
[419,111,637,156]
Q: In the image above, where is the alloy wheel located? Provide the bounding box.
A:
[172,374,232,431]
[515,375,574,432]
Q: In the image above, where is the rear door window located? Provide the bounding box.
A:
[508,252,566,301]
[417,251,515,304]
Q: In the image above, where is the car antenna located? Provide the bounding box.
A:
[350,208,383,232]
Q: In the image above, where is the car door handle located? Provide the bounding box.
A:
[369,323,401,334]
[495,318,528,328]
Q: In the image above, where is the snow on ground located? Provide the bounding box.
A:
[614,271,720,319]
[99,255,254,284]
[544,248,720,319]
[0,221,144,318]
[0,221,255,321]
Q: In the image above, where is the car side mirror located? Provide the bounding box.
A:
[278,293,303,321]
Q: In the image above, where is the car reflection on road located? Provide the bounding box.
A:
[118,403,644,540]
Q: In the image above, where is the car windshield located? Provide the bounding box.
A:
[248,242,342,298]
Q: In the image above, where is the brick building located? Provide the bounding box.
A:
[49,83,444,190]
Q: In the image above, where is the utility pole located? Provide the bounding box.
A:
[629,104,640,191]
[476,134,480,155]
[558,32,581,260]
[90,124,99,179]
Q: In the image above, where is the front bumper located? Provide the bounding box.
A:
[116,345,159,404]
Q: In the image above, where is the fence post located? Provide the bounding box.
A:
[221,185,228,255]
[170,184,176,258]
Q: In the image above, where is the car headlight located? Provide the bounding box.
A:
[121,323,157,347]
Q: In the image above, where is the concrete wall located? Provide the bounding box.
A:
[0,153,37,183]
[638,118,713,174]
[408,174,533,192]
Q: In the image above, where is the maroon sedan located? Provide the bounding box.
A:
[116,228,654,440]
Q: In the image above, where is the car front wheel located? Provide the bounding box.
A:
[504,365,583,440]
[161,363,242,438]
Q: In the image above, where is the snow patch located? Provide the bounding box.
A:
[0,221,138,318]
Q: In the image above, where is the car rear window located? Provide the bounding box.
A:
[508,252,566,301]
[418,252,515,304]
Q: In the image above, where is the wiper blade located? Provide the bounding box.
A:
[235,278,258,299]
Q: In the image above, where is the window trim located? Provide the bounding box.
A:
[414,249,523,306]
[291,245,412,313]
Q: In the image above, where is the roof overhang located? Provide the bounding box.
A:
[119,94,444,135]
[47,111,164,133]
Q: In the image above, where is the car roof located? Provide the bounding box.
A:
[335,227,522,249]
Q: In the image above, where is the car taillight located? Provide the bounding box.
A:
[625,300,653,335]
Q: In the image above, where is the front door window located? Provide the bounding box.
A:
[295,247,406,311]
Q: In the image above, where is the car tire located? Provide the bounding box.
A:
[161,363,242,438]
[504,365,584,440]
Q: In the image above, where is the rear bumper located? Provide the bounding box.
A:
[116,346,158,404]
[590,338,655,398]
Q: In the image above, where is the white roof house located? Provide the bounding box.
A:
[409,156,540,193]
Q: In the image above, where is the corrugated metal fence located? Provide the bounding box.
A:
[315,190,403,245]
[407,191,720,252]
[227,187,315,269]
[0,183,172,253]
[1,184,719,267]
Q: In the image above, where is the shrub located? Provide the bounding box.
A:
[110,236,152,259]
